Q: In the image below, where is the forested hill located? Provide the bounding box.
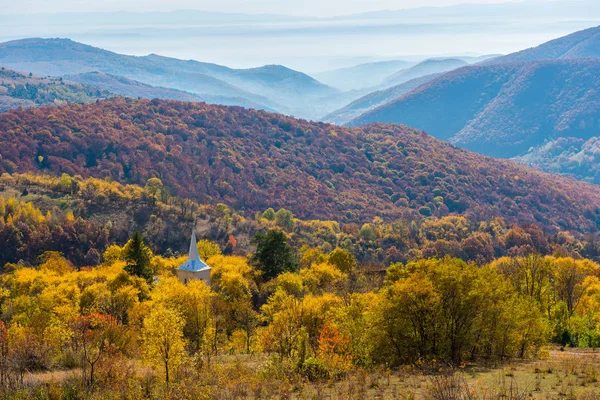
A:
[0,67,112,112]
[350,58,600,158]
[1,97,600,232]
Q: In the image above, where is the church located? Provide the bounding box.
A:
[177,230,211,285]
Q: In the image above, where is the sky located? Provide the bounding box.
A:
[2,0,536,17]
[0,0,596,72]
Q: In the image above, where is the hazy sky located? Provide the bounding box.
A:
[1,0,596,72]
[3,0,538,17]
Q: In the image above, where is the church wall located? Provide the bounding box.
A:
[177,269,211,285]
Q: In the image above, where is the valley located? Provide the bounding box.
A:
[2,6,600,399]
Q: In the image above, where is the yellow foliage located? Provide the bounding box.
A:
[142,305,188,383]
[151,255,186,275]
[300,263,347,294]
[276,272,304,297]
[102,245,124,265]
[40,252,75,276]
[209,255,255,295]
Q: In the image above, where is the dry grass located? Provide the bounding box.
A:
[17,348,600,399]
[284,349,600,399]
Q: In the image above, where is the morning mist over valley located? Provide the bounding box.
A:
[1,0,600,398]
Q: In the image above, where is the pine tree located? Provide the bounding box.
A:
[250,230,298,281]
[123,232,153,284]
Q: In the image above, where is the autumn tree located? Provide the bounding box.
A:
[551,257,598,316]
[328,248,357,273]
[142,305,187,384]
[197,239,222,261]
[299,247,328,269]
[374,272,440,364]
[275,208,295,231]
[144,177,163,206]
[0,322,8,388]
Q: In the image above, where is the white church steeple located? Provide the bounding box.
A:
[177,229,211,285]
[188,230,200,261]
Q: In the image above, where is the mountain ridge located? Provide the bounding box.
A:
[323,73,443,125]
[0,38,340,119]
[350,56,600,158]
[484,25,600,65]
[381,58,468,88]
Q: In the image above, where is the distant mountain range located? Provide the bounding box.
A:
[323,73,443,125]
[322,56,500,124]
[0,38,340,119]
[346,25,600,183]
[314,60,416,91]
[381,58,468,88]
[350,58,600,158]
[2,98,600,234]
[66,71,274,111]
[314,55,498,92]
[0,37,500,120]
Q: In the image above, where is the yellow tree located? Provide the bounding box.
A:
[374,272,440,364]
[328,248,357,273]
[551,257,599,316]
[153,276,214,355]
[142,305,187,384]
[197,240,222,261]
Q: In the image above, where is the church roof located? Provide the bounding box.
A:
[178,230,211,272]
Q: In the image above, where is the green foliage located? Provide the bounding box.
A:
[302,357,330,381]
[123,233,153,284]
[275,208,295,231]
[328,248,357,273]
[251,230,298,280]
[359,224,377,242]
[419,206,432,216]
[261,208,276,221]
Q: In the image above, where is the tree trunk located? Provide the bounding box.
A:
[165,360,169,384]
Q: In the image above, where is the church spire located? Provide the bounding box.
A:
[188,230,200,261]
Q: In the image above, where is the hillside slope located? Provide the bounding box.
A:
[485,25,600,65]
[323,73,443,125]
[1,98,600,233]
[0,67,112,112]
[381,58,468,88]
[351,59,600,158]
[66,72,272,110]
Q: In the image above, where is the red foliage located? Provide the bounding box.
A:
[1,98,600,233]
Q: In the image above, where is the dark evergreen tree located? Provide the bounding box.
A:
[250,230,298,281]
[123,232,153,284]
